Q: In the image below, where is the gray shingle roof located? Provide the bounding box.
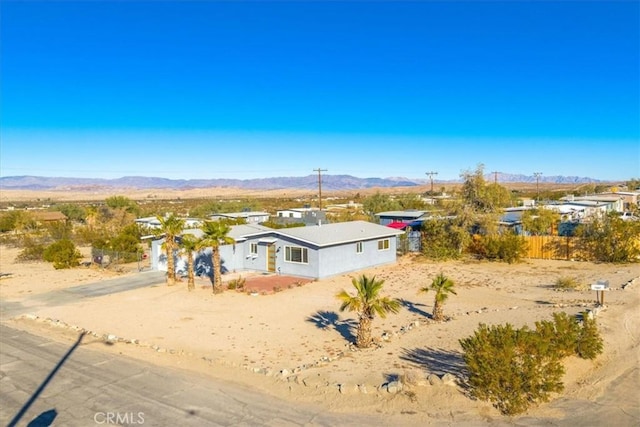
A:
[276,220,403,247]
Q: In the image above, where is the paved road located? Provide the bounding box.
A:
[0,324,381,427]
[0,271,166,319]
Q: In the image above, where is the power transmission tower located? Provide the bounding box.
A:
[533,172,543,201]
[425,171,438,194]
[491,171,499,184]
[314,168,328,210]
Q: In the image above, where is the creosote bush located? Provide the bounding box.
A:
[469,232,528,264]
[460,312,603,415]
[553,276,581,291]
[43,239,82,269]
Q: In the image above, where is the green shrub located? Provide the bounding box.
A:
[535,312,582,358]
[16,239,46,262]
[553,276,581,290]
[460,312,604,415]
[43,239,82,269]
[576,314,604,359]
[469,232,528,264]
[460,323,565,415]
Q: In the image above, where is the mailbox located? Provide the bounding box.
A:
[591,280,610,291]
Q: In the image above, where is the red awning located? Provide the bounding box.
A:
[387,221,409,230]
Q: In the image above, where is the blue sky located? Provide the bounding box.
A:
[1,1,638,181]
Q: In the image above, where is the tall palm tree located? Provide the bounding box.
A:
[198,220,235,294]
[179,233,199,291]
[156,214,185,286]
[420,272,457,321]
[336,274,401,348]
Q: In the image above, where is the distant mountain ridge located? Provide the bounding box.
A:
[0,174,601,191]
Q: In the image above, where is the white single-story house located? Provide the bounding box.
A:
[209,211,270,224]
[559,195,624,213]
[276,207,319,219]
[151,220,404,280]
[136,216,203,229]
[274,207,326,226]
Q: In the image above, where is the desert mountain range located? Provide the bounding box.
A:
[0,173,600,191]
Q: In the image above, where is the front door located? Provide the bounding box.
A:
[267,244,276,272]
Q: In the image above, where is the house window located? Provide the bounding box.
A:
[285,246,308,264]
[378,239,390,251]
[250,243,258,255]
[356,241,363,253]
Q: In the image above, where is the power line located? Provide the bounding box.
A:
[425,171,438,194]
[313,168,328,210]
[491,171,499,184]
[533,172,543,201]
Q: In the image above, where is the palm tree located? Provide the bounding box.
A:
[179,233,199,291]
[420,272,457,321]
[156,214,185,286]
[199,221,235,294]
[337,274,401,348]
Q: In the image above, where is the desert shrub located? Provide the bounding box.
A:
[575,314,604,360]
[480,233,527,264]
[421,218,467,260]
[227,275,246,291]
[461,313,604,415]
[535,312,581,358]
[460,323,565,415]
[16,238,46,262]
[43,239,82,269]
[575,213,640,263]
[553,276,581,290]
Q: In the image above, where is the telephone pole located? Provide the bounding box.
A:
[314,168,327,210]
[533,172,543,201]
[425,171,438,194]
[491,171,499,184]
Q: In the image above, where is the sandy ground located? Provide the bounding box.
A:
[1,244,639,425]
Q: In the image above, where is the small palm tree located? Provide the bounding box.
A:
[199,221,235,294]
[337,274,401,348]
[179,234,199,291]
[156,214,185,286]
[421,272,457,321]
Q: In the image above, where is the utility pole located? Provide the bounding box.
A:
[491,171,499,184]
[314,168,327,210]
[533,172,543,201]
[425,171,438,194]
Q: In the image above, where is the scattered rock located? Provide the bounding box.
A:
[385,380,403,394]
[427,374,442,386]
[338,383,355,394]
[357,384,368,394]
[441,373,457,386]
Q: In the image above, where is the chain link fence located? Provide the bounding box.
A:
[91,247,149,271]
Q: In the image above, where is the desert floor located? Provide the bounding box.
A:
[1,244,639,426]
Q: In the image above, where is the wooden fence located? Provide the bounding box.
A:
[523,236,586,260]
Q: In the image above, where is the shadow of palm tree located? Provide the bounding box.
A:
[399,298,432,319]
[306,310,357,342]
[8,331,85,427]
[400,347,468,379]
[27,409,57,427]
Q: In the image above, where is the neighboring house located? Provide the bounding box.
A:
[151,220,404,280]
[559,195,624,213]
[135,216,202,229]
[274,208,327,226]
[499,207,530,235]
[600,191,640,211]
[30,211,67,223]
[375,210,429,226]
[209,211,270,224]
